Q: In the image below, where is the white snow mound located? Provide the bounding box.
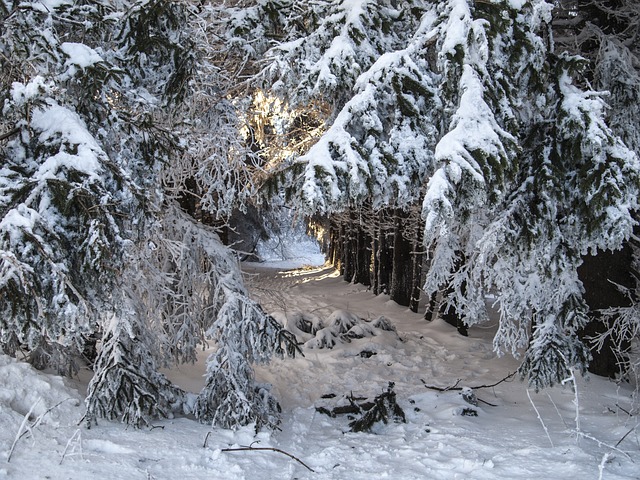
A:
[0,355,83,433]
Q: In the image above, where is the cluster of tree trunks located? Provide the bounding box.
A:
[317,207,426,314]
[316,209,637,379]
[317,207,471,335]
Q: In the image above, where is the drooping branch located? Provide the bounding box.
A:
[221,444,315,473]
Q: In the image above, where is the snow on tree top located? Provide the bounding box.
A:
[31,103,104,180]
[439,0,473,60]
[61,43,105,79]
[9,77,52,106]
[27,0,74,13]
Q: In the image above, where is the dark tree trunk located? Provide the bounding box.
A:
[337,223,346,275]
[354,226,371,286]
[218,224,230,246]
[342,218,356,283]
[440,298,468,336]
[390,210,412,307]
[328,225,337,265]
[329,223,342,269]
[377,211,393,295]
[409,222,424,313]
[372,229,380,295]
[177,177,199,217]
[578,243,634,378]
[424,291,439,321]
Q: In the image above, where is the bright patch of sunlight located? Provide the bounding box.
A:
[280,264,339,282]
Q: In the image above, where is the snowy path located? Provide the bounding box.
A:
[1,263,639,480]
[244,264,640,480]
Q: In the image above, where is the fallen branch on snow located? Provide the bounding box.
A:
[420,372,516,407]
[221,443,315,472]
[615,427,636,449]
[420,371,516,392]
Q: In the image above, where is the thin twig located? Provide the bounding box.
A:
[578,431,633,461]
[615,404,634,417]
[419,378,461,392]
[545,392,568,430]
[8,397,76,462]
[7,401,40,463]
[59,429,82,465]
[221,445,315,472]
[527,389,554,447]
[477,397,497,407]
[421,372,516,392]
[0,127,19,142]
[615,427,636,448]
[203,431,211,448]
[598,452,613,480]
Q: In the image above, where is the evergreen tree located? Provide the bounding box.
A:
[0,0,138,375]
[232,0,640,389]
[552,0,640,378]
[254,0,414,110]
[554,0,640,153]
[425,0,639,388]
[1,0,295,428]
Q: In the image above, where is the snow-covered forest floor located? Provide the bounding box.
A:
[1,253,639,479]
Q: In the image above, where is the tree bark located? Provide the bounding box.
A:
[409,221,424,313]
[372,222,380,295]
[342,216,356,283]
[424,290,439,321]
[336,223,345,274]
[329,223,341,268]
[390,210,412,307]
[354,225,372,286]
[376,210,393,295]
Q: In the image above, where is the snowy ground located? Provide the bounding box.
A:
[1,256,639,479]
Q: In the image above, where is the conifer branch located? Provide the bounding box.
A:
[0,127,19,142]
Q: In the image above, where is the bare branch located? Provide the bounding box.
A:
[420,372,516,392]
[221,445,315,472]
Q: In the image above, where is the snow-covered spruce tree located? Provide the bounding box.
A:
[248,0,415,111]
[88,2,297,428]
[0,0,193,425]
[240,0,640,389]
[86,201,297,428]
[84,299,185,428]
[258,0,437,212]
[553,0,640,156]
[551,0,640,378]
[0,0,137,375]
[422,0,639,389]
[82,0,207,427]
[226,1,441,312]
[104,203,297,429]
[2,0,295,428]
[293,25,440,213]
[421,0,521,326]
